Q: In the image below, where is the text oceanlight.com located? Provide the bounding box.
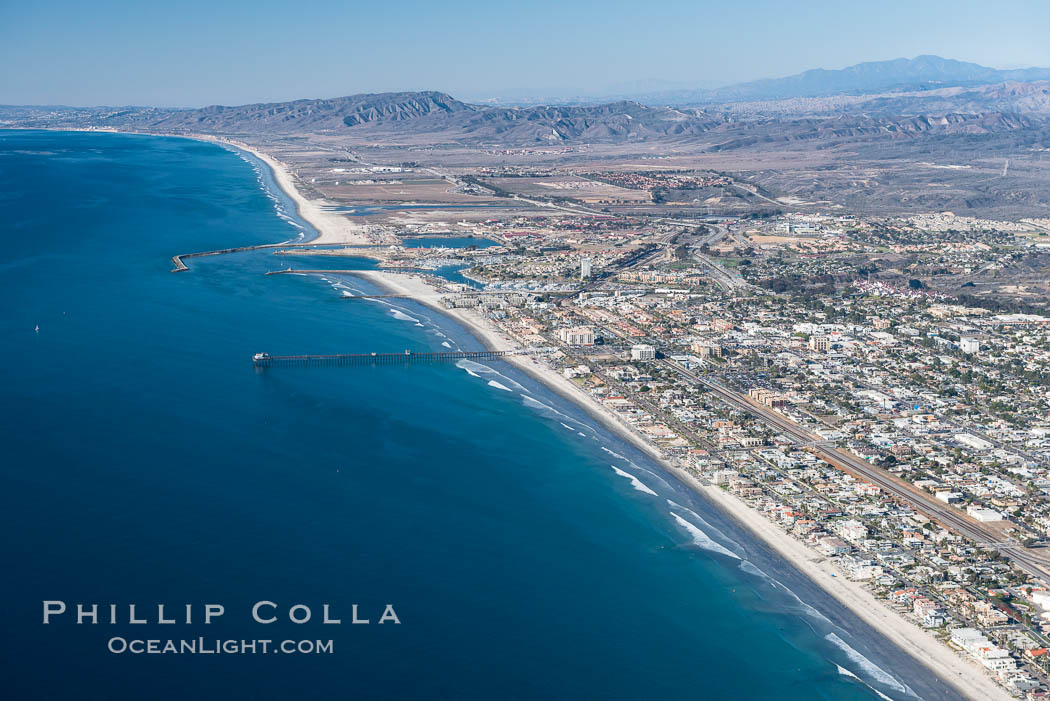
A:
[107,638,334,655]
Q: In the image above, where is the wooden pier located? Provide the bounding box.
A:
[252,349,511,368]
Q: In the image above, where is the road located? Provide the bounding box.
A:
[660,358,1050,581]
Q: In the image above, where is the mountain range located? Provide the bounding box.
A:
[4,56,1050,146]
[634,55,1050,106]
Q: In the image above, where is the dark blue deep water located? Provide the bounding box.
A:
[0,131,964,700]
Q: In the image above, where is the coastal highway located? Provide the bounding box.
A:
[660,358,1050,581]
[690,223,751,292]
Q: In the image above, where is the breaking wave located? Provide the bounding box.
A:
[738,559,775,584]
[670,512,740,559]
[521,394,576,422]
[667,500,743,557]
[836,666,895,701]
[455,360,482,378]
[778,584,833,625]
[825,633,914,697]
[456,360,528,393]
[610,465,658,496]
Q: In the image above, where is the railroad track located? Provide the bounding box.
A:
[660,358,1050,580]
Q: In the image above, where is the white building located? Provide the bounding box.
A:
[557,326,595,346]
[955,433,993,451]
[580,256,593,280]
[967,505,1004,522]
[809,336,830,352]
[631,344,656,361]
[951,628,1017,671]
[959,337,980,354]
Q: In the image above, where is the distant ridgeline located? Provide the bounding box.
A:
[3,56,1050,145]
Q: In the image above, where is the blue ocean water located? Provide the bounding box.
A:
[0,131,963,700]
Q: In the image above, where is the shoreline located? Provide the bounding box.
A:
[344,268,1010,701]
[239,141,1011,701]
[192,134,375,247]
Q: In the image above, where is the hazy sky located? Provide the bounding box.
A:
[3,0,1050,107]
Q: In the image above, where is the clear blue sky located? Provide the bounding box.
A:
[3,0,1049,106]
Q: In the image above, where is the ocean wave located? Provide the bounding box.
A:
[610,465,657,496]
[441,341,452,349]
[521,394,575,422]
[777,583,833,625]
[456,360,528,392]
[389,309,420,323]
[667,500,744,557]
[455,359,482,378]
[670,512,740,559]
[738,559,775,583]
[488,380,513,392]
[836,666,895,701]
[631,462,673,489]
[825,633,914,697]
[735,559,831,624]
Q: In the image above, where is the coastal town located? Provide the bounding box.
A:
[262,154,1050,699]
[13,4,1050,700]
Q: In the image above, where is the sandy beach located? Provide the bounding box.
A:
[254,152,1011,701]
[355,269,1012,701]
[195,135,373,246]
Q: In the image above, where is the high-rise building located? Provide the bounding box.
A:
[580,256,593,280]
[557,326,595,346]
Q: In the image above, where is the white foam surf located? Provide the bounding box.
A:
[667,500,744,556]
[738,559,775,583]
[825,633,914,697]
[455,360,482,378]
[488,380,513,392]
[389,309,420,323]
[521,394,575,422]
[457,360,528,392]
[778,584,833,625]
[837,666,894,701]
[610,465,658,496]
[670,512,740,559]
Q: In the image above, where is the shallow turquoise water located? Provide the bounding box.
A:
[0,130,962,700]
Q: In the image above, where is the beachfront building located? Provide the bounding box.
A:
[557,326,595,346]
[951,628,1018,672]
